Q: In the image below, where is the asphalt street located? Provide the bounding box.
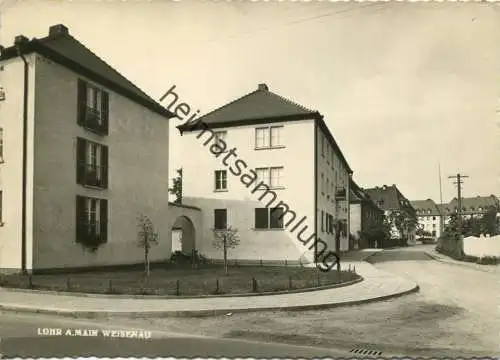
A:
[0,312,351,358]
[1,246,498,358]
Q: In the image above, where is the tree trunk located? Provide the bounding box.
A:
[145,245,149,277]
[223,234,228,276]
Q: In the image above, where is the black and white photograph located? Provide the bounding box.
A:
[0,0,498,358]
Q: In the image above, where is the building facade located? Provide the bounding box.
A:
[349,179,385,249]
[0,24,179,272]
[175,84,353,264]
[411,199,442,238]
[364,185,417,245]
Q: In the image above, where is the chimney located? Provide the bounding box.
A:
[14,35,29,46]
[49,24,69,38]
[258,83,268,91]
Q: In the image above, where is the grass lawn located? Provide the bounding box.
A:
[0,264,360,296]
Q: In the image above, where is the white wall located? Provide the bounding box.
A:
[463,235,500,258]
[179,119,316,262]
[0,54,37,271]
[31,54,171,270]
[316,125,350,253]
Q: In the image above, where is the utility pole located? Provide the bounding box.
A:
[448,173,469,235]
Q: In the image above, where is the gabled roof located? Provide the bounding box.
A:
[177,83,353,173]
[364,185,414,213]
[448,195,499,214]
[411,199,441,216]
[349,179,383,213]
[178,83,320,131]
[0,24,174,119]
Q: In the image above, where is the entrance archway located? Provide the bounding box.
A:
[171,215,196,255]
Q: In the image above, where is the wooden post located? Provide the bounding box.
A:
[216,278,220,294]
[288,276,293,290]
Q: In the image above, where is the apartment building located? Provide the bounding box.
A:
[411,199,442,238]
[439,195,500,226]
[349,179,385,249]
[176,84,352,264]
[364,185,417,245]
[0,24,176,272]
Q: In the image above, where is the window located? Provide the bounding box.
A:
[0,127,3,162]
[270,126,283,147]
[255,126,283,149]
[432,216,436,220]
[321,211,324,232]
[214,170,227,191]
[76,195,108,244]
[270,167,284,188]
[326,179,330,199]
[255,168,270,185]
[213,131,227,148]
[270,207,284,229]
[77,79,109,135]
[255,167,284,189]
[255,207,284,229]
[321,173,324,195]
[214,209,227,230]
[76,137,108,189]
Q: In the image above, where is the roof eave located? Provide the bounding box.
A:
[1,39,176,120]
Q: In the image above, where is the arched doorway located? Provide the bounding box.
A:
[171,215,196,256]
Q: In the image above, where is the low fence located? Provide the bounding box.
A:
[463,235,500,258]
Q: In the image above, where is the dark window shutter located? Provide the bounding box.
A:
[254,208,269,229]
[325,213,330,234]
[101,145,109,188]
[101,91,109,134]
[76,195,86,243]
[270,207,284,229]
[214,209,227,230]
[100,199,108,243]
[321,211,324,232]
[76,137,86,185]
[77,79,87,126]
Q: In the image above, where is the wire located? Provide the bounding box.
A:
[200,2,385,44]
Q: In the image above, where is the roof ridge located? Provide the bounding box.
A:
[267,89,317,114]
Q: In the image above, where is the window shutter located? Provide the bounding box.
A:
[76,195,86,243]
[100,199,108,243]
[77,79,87,126]
[76,138,86,185]
[102,145,109,188]
[255,208,269,229]
[321,211,324,232]
[101,91,109,134]
[270,207,284,229]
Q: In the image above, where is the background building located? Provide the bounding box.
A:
[411,199,442,238]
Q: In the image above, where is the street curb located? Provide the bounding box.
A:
[0,283,420,319]
[424,251,499,273]
[0,276,363,299]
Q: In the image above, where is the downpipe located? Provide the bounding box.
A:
[16,45,29,275]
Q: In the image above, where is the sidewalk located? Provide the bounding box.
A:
[423,246,500,274]
[0,253,418,318]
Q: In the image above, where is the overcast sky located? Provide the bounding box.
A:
[1,0,499,203]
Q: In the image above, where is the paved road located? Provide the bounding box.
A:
[0,312,350,358]
[1,247,498,357]
[99,246,497,357]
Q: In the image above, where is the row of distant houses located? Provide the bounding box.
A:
[411,195,500,238]
[0,24,490,273]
